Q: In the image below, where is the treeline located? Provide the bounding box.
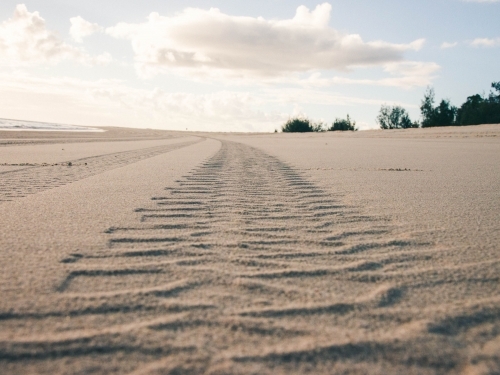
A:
[421,82,500,127]
[281,81,500,132]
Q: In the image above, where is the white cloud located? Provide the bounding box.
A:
[0,4,110,66]
[70,16,103,43]
[462,0,499,3]
[0,71,285,131]
[106,3,425,79]
[441,41,458,49]
[1,70,414,132]
[264,87,408,107]
[380,61,440,88]
[470,37,500,47]
[274,61,440,89]
[93,52,113,65]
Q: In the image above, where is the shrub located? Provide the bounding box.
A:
[281,118,313,132]
[312,122,326,132]
[281,117,325,132]
[329,114,357,131]
[377,105,419,129]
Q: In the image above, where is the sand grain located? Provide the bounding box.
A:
[0,126,499,374]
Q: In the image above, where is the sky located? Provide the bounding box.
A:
[0,1,498,132]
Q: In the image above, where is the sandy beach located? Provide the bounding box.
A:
[0,125,499,374]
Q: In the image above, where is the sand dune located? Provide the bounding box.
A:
[0,126,499,374]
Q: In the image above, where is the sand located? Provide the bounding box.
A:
[0,125,499,374]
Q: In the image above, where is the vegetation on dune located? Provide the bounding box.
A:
[281,117,325,133]
[279,81,499,133]
[456,82,500,125]
[329,114,358,131]
[420,88,457,127]
[419,82,500,127]
[377,105,418,130]
[281,115,357,133]
[375,81,499,130]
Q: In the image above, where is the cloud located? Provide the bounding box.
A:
[106,3,425,79]
[273,61,440,89]
[1,70,412,132]
[470,37,500,47]
[462,0,499,2]
[70,16,103,43]
[441,41,458,49]
[264,87,410,107]
[0,71,285,131]
[379,61,440,88]
[0,4,110,66]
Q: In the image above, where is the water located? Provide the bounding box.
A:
[0,118,104,132]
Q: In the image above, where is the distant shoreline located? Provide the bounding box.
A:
[0,118,105,132]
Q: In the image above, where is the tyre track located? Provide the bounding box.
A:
[1,140,495,374]
[0,139,203,202]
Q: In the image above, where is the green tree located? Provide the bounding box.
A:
[377,105,418,129]
[490,82,500,102]
[329,114,357,131]
[435,99,457,126]
[420,87,457,127]
[420,87,436,128]
[456,94,485,125]
[456,82,500,125]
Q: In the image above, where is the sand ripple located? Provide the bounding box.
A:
[1,139,499,374]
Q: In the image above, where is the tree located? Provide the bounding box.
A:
[377,105,418,129]
[420,87,436,128]
[435,99,457,126]
[490,82,500,101]
[456,94,485,125]
[456,82,500,125]
[281,117,324,132]
[420,87,457,127]
[329,114,357,131]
